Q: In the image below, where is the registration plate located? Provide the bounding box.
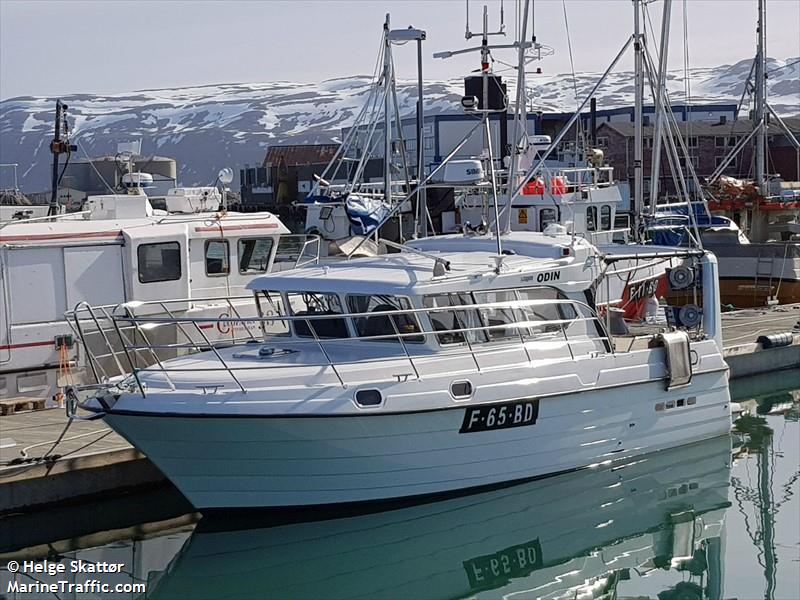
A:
[459,400,539,434]
[464,539,543,590]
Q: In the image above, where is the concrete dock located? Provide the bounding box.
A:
[1,303,798,514]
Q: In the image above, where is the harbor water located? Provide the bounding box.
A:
[1,372,798,600]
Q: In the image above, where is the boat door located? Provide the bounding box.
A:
[124,227,191,314]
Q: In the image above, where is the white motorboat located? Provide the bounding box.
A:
[144,435,732,600]
[71,229,731,509]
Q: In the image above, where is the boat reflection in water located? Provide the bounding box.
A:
[146,435,732,600]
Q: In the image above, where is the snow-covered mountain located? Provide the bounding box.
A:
[1,58,797,192]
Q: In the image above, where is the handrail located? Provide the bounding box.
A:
[68,295,614,395]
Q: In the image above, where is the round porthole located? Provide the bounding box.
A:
[355,389,383,407]
[450,380,473,399]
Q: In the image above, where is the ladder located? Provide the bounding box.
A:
[754,252,774,305]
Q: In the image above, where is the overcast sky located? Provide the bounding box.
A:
[1,0,798,100]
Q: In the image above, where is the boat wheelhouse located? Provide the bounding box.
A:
[71,231,731,509]
[0,190,319,403]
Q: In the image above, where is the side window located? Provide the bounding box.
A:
[137,242,181,284]
[423,293,487,345]
[204,239,230,276]
[517,287,577,336]
[586,206,598,232]
[539,208,558,232]
[473,290,521,341]
[274,236,303,265]
[287,292,349,338]
[238,238,274,274]
[600,205,612,231]
[255,290,289,336]
[346,295,423,342]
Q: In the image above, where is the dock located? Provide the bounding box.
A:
[1,303,798,514]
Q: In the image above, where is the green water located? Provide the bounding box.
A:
[1,373,798,600]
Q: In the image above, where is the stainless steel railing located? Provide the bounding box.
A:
[66,295,613,397]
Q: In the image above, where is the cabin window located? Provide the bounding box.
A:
[600,205,612,231]
[255,291,289,336]
[238,237,274,274]
[137,242,181,284]
[586,206,598,232]
[346,295,423,343]
[517,287,577,336]
[204,240,230,276]
[274,236,303,266]
[287,292,349,338]
[423,293,488,346]
[539,208,558,232]
[473,290,522,341]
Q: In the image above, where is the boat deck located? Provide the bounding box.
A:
[1,303,797,513]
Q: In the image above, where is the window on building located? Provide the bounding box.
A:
[405,139,416,152]
[643,137,654,149]
[586,206,598,232]
[346,295,422,342]
[424,137,434,151]
[715,136,727,148]
[287,292,349,338]
[600,205,612,230]
[238,238,274,274]
[687,136,698,148]
[596,137,609,149]
[204,240,230,276]
[137,242,182,284]
[715,155,738,170]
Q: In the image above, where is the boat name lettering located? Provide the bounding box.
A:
[463,538,543,590]
[460,400,539,434]
[536,271,561,283]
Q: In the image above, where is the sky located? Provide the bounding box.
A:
[1,0,799,100]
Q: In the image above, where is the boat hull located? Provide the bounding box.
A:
[104,370,731,509]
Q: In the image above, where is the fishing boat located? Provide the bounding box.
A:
[69,223,731,509]
[0,122,321,405]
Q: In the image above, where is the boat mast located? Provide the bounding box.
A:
[649,0,672,211]
[383,14,393,211]
[754,0,768,196]
[49,100,67,217]
[503,0,531,233]
[633,0,645,233]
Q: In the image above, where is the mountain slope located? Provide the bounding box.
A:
[1,58,797,192]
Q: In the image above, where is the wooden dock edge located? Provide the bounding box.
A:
[0,449,166,514]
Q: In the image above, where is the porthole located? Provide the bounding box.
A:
[355,389,383,407]
[450,380,473,399]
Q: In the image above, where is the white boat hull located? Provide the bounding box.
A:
[105,370,730,509]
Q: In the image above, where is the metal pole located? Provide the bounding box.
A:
[755,0,767,195]
[633,0,644,232]
[484,116,503,256]
[417,35,427,238]
[383,14,392,209]
[649,0,672,211]
[49,100,63,216]
[503,0,530,233]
